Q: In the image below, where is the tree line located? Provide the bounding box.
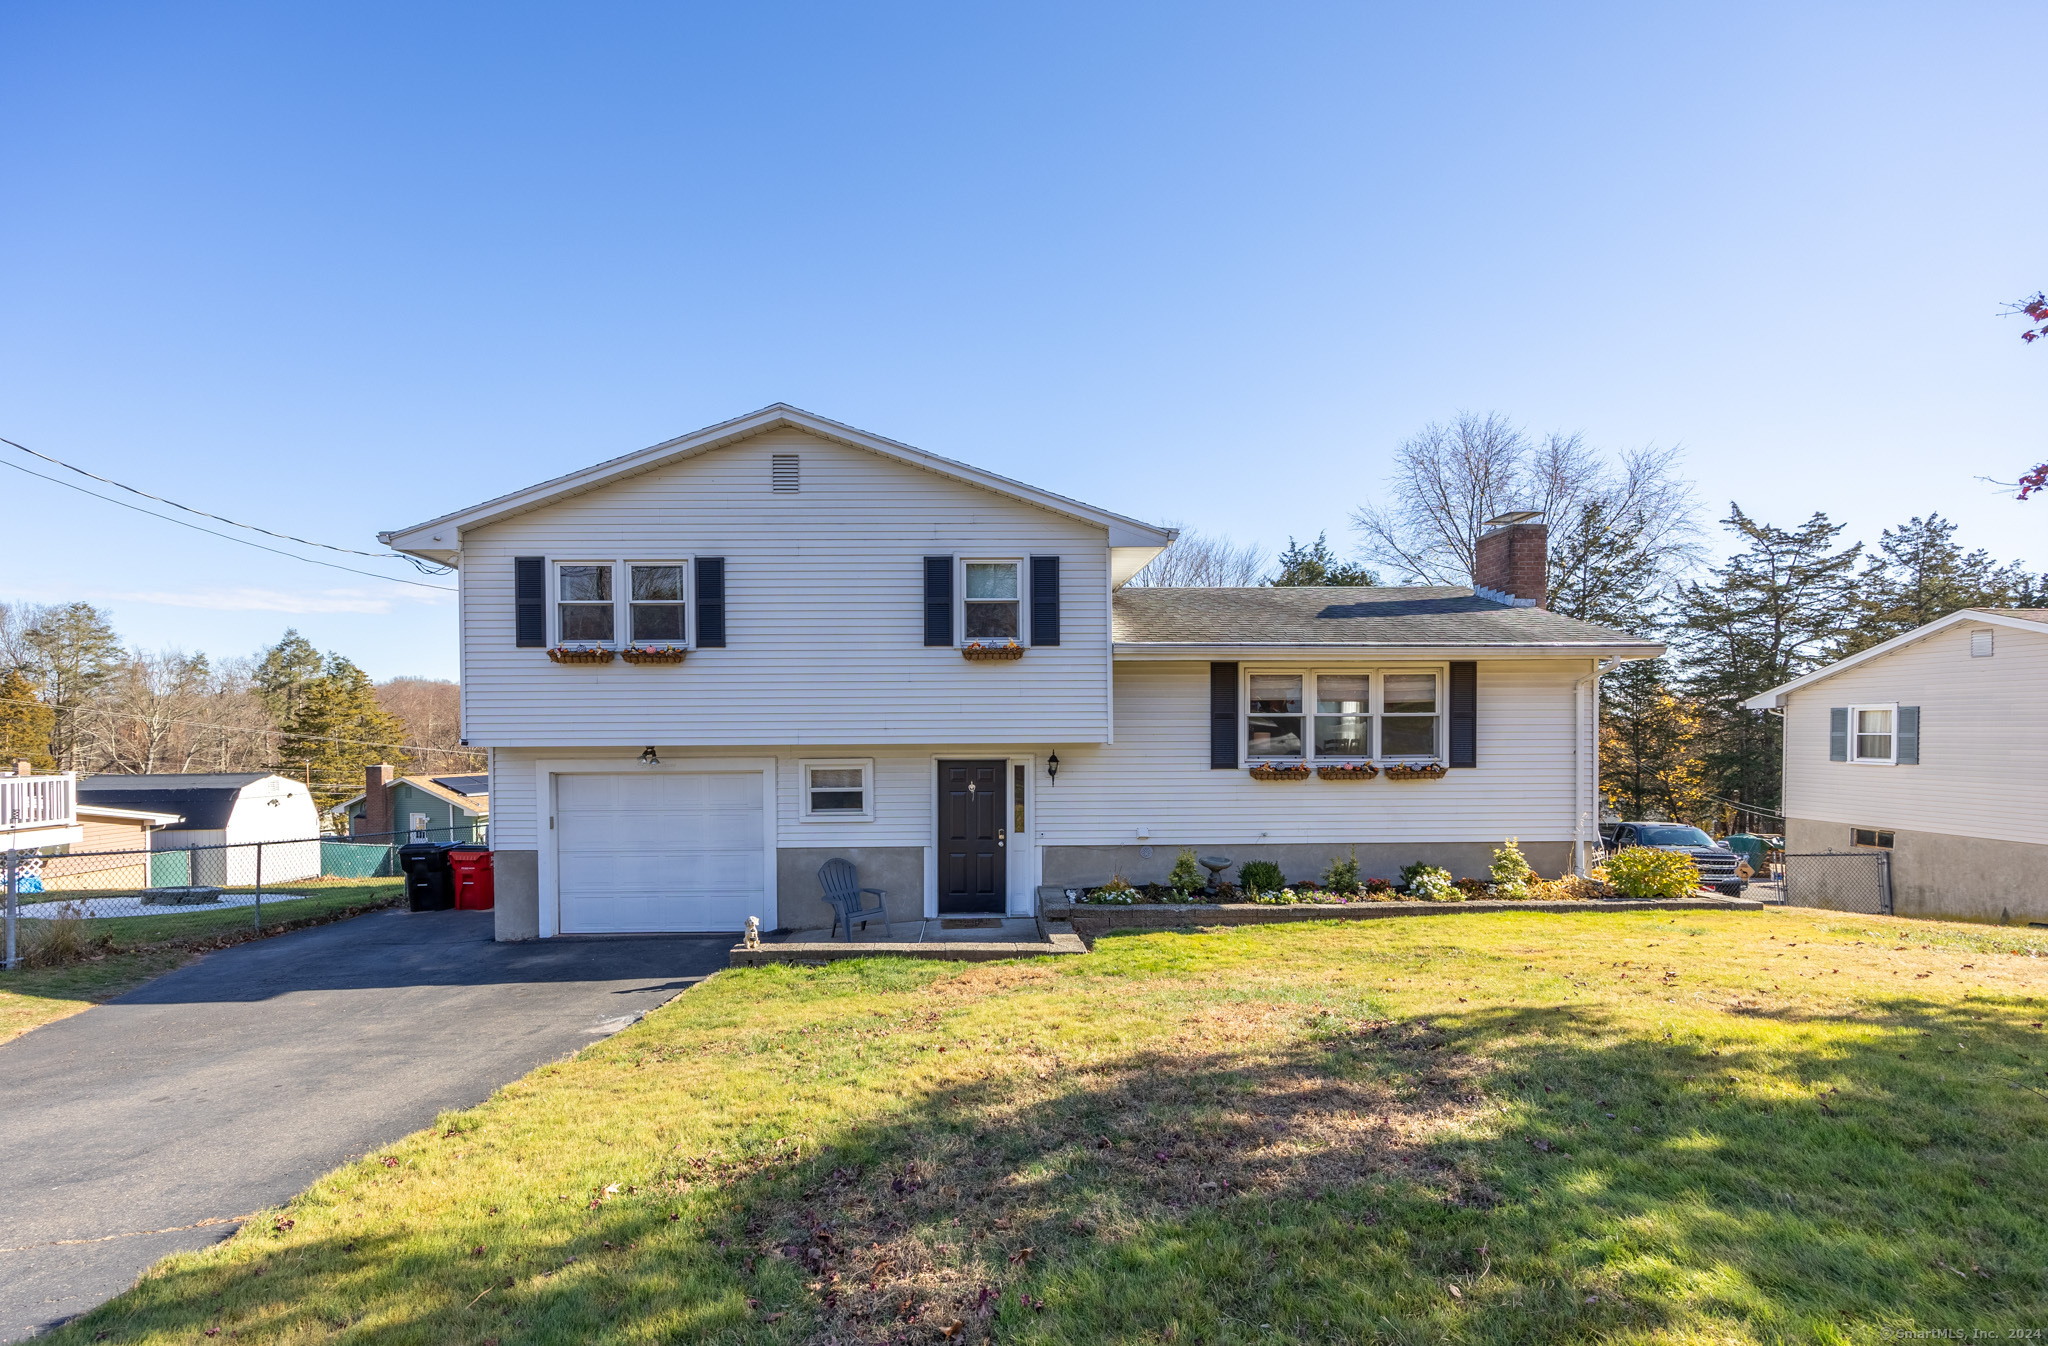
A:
[0,604,475,810]
[1138,412,2045,829]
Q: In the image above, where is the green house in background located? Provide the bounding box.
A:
[336,771,488,844]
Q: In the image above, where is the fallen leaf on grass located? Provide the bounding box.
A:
[1009,1246,1034,1264]
[1447,1284,1462,1299]
[942,1320,967,1338]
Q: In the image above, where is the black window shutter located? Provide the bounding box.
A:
[1030,555,1061,646]
[1448,661,1477,767]
[923,557,954,646]
[1829,707,1848,761]
[695,557,726,647]
[1896,705,1919,764]
[514,556,546,647]
[1210,662,1238,769]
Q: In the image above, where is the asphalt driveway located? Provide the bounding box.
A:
[0,908,731,1342]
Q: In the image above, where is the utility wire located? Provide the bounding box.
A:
[0,434,451,575]
[0,456,456,593]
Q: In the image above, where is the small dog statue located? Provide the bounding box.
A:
[743,915,762,950]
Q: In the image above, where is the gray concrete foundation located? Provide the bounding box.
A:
[775,846,926,932]
[492,848,540,941]
[1785,819,2048,925]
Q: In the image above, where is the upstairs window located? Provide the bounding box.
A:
[557,564,614,643]
[963,561,1020,640]
[629,564,686,643]
[1850,704,1895,763]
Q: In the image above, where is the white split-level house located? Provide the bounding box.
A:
[380,406,1663,941]
[1744,608,2048,924]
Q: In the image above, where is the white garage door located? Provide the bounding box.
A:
[555,772,766,934]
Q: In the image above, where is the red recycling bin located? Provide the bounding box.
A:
[446,846,495,910]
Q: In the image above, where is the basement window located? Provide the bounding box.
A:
[1852,827,1894,849]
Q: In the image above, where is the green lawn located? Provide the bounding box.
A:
[48,907,2048,1345]
[1,880,402,1040]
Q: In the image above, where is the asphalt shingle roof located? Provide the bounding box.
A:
[1111,586,1662,648]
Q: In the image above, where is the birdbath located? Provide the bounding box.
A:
[1198,855,1232,884]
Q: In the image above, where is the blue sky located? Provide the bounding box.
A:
[4,2,2044,681]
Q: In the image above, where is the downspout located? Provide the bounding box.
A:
[1572,657,1620,876]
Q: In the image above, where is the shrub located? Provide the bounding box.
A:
[1237,860,1286,895]
[1363,877,1394,896]
[1400,862,1457,901]
[1319,848,1362,896]
[1085,875,1139,905]
[1602,846,1701,899]
[1453,877,1489,898]
[1490,837,1534,899]
[1211,880,1240,902]
[1167,848,1207,894]
[1530,873,1614,901]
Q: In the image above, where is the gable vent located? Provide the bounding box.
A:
[1971,628,1993,658]
[771,454,800,493]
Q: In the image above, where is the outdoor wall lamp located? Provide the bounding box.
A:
[639,746,660,766]
[1046,751,1059,785]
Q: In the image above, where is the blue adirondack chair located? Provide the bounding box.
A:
[818,858,891,941]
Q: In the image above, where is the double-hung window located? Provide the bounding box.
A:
[963,561,1021,641]
[628,564,686,643]
[554,561,690,646]
[799,759,873,821]
[1849,704,1895,763]
[1244,669,1443,762]
[556,564,615,644]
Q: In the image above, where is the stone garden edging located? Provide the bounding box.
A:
[1044,894,1763,936]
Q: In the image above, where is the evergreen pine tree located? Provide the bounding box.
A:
[1677,506,1861,816]
[1272,533,1378,586]
[1841,514,2048,653]
[0,668,57,771]
[280,655,406,810]
[255,629,326,723]
[20,602,125,769]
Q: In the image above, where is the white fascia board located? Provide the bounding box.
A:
[1739,609,2048,709]
[76,804,186,827]
[1113,641,1667,661]
[379,404,1177,562]
[1109,545,1170,588]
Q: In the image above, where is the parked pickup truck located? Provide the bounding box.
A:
[1600,822,1748,896]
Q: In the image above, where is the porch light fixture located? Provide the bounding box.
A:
[1046,751,1059,785]
[639,746,660,767]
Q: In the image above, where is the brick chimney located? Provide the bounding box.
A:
[363,763,397,839]
[1473,517,1548,608]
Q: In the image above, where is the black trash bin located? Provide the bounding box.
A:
[399,842,453,912]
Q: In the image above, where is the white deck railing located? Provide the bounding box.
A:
[0,772,77,837]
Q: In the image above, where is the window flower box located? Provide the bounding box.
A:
[1247,763,1312,781]
[1316,763,1379,781]
[1383,762,1448,781]
[620,646,687,665]
[547,646,615,665]
[961,641,1025,661]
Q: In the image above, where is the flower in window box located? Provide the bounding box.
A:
[1383,762,1448,781]
[1247,763,1312,781]
[619,645,688,665]
[547,646,615,665]
[1315,763,1379,781]
[961,641,1026,662]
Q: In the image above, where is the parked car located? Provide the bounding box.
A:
[1602,822,1748,895]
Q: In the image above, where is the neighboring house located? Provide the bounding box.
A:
[380,404,1662,941]
[75,773,322,883]
[1744,609,2048,924]
[336,765,489,842]
[2,763,180,889]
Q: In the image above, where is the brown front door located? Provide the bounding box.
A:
[938,759,1006,913]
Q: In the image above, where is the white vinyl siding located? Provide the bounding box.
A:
[1783,621,2048,847]
[459,429,1111,747]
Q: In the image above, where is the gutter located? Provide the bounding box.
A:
[1572,657,1620,876]
[1113,642,1665,661]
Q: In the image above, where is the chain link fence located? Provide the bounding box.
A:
[1780,851,1893,915]
[2,827,477,969]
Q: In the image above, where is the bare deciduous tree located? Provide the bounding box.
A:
[376,677,471,774]
[1127,527,1271,587]
[1351,413,1701,627]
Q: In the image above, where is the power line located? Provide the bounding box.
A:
[0,454,456,593]
[0,434,451,575]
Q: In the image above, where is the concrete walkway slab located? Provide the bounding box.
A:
[0,908,729,1342]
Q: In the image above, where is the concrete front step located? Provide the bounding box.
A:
[729,919,1087,966]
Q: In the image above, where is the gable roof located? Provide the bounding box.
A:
[1112,586,1664,657]
[76,774,300,831]
[379,404,1176,581]
[332,774,489,816]
[1741,608,2048,709]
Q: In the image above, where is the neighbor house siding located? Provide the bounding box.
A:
[1031,660,1581,848]
[457,429,1113,748]
[1781,621,2048,847]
